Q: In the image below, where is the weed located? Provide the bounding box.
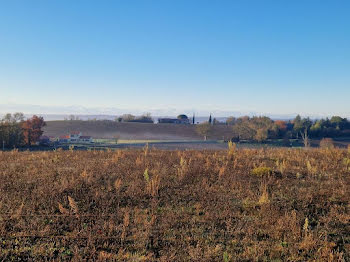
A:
[306,160,317,175]
[343,157,350,170]
[223,251,230,262]
[143,168,149,183]
[275,159,286,175]
[251,167,272,177]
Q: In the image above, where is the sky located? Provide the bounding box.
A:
[0,0,350,117]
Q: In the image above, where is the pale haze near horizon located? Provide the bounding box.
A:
[0,1,350,117]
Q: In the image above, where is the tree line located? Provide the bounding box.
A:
[0,113,46,149]
[115,113,153,123]
[196,115,350,142]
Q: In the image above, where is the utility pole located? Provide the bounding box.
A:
[2,140,4,151]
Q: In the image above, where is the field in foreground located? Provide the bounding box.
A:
[0,148,349,261]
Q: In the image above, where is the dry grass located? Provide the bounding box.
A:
[0,148,349,261]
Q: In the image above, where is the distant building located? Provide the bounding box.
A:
[69,131,82,142]
[158,118,181,124]
[158,118,190,124]
[59,135,70,143]
[79,136,93,143]
[58,131,93,143]
[158,114,190,124]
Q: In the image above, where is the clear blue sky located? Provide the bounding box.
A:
[0,0,349,116]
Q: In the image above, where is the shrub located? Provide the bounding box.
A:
[319,138,334,149]
[251,167,272,177]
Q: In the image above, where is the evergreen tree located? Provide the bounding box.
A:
[293,115,303,138]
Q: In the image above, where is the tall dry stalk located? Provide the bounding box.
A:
[114,178,122,193]
[58,202,69,215]
[258,183,270,205]
[68,196,79,214]
[143,143,149,157]
[177,156,188,180]
[227,141,236,158]
[121,210,130,243]
[148,175,160,197]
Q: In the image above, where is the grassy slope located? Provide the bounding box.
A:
[0,148,349,260]
[43,120,234,140]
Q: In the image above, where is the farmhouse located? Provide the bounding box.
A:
[158,114,190,124]
[58,135,70,143]
[158,118,183,124]
[79,136,93,143]
[58,131,93,143]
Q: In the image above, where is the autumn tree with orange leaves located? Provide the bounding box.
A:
[274,120,287,131]
[21,115,46,146]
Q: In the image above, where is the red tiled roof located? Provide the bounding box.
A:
[59,135,70,139]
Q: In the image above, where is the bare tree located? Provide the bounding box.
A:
[300,128,310,148]
[12,112,25,122]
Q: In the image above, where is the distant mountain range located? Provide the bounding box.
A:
[0,103,348,121]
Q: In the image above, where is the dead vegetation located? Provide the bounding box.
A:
[0,147,349,261]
